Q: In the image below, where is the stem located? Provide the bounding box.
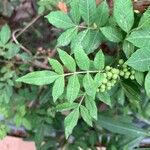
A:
[77,25,95,30]
[63,70,101,77]
[78,94,86,107]
[14,15,41,39]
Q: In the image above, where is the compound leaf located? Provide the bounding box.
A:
[16,71,59,85]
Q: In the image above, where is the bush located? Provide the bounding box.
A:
[1,0,150,149]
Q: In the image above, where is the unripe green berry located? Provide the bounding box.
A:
[125,71,130,76]
[107,82,112,87]
[122,64,127,68]
[124,75,129,79]
[96,89,99,92]
[118,59,124,65]
[123,68,128,72]
[103,73,107,78]
[102,78,108,84]
[112,79,116,84]
[112,74,118,79]
[120,71,124,76]
[105,66,111,71]
[107,72,113,78]
[107,86,111,90]
[130,75,135,80]
[131,70,135,74]
[111,68,116,74]
[101,84,106,89]
[115,69,120,75]
[100,88,105,92]
[111,80,116,86]
[111,68,119,74]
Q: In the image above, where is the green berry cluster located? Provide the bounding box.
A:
[99,66,120,92]
[98,59,136,93]
[118,59,135,80]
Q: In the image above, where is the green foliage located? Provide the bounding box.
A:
[145,72,150,97]
[97,115,149,136]
[94,51,105,70]
[126,48,150,72]
[45,11,75,29]
[123,40,135,58]
[138,7,150,29]
[74,45,90,70]
[100,26,123,43]
[79,0,96,26]
[66,74,80,103]
[52,76,65,102]
[0,24,11,45]
[1,0,150,149]
[64,107,79,139]
[127,29,150,48]
[113,0,134,32]
[58,48,76,72]
[70,0,81,24]
[96,0,109,27]
[17,71,59,85]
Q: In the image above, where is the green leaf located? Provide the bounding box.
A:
[138,7,150,29]
[48,58,63,74]
[16,71,59,85]
[97,92,111,106]
[72,29,102,54]
[74,45,90,70]
[126,47,150,72]
[66,74,80,103]
[57,27,78,47]
[0,87,11,103]
[22,118,31,130]
[58,48,76,72]
[97,115,149,136]
[83,73,97,98]
[5,43,20,59]
[64,108,79,138]
[79,0,96,25]
[94,51,105,70]
[123,40,134,58]
[119,136,144,150]
[94,73,105,88]
[145,72,150,97]
[100,26,122,42]
[114,0,134,32]
[0,24,11,44]
[70,0,81,24]
[96,0,109,27]
[135,71,144,86]
[121,80,141,101]
[14,114,22,127]
[45,11,75,29]
[55,102,78,112]
[52,76,65,102]
[82,30,102,54]
[127,29,150,48]
[35,124,44,146]
[85,96,97,120]
[117,88,125,106]
[71,30,88,51]
[80,105,93,127]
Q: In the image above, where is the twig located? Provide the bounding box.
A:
[32,60,50,69]
[12,29,32,56]
[14,15,41,39]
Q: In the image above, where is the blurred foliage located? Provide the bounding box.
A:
[0,1,150,150]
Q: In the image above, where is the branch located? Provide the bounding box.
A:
[13,15,41,40]
[12,29,32,56]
